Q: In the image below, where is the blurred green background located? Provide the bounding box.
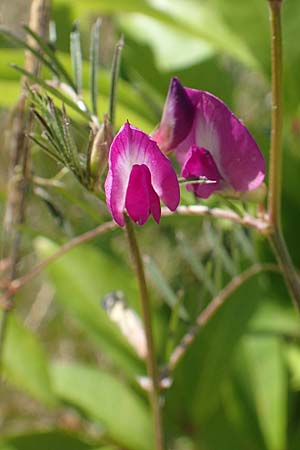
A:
[1,1,300,449]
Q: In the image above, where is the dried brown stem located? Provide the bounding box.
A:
[0,0,50,366]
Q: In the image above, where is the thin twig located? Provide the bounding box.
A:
[162,205,270,233]
[7,221,116,296]
[124,215,164,450]
[4,206,268,298]
[168,263,280,371]
[0,0,50,367]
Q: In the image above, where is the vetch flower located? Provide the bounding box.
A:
[105,122,180,226]
[153,77,265,199]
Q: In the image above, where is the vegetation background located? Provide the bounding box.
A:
[1,1,300,449]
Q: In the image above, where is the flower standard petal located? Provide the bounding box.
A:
[181,145,223,198]
[152,77,195,152]
[105,122,180,226]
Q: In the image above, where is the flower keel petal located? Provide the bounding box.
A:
[181,145,222,198]
[125,164,161,225]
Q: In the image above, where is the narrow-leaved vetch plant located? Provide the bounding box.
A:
[2,2,300,450]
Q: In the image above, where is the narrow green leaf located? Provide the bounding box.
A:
[143,255,188,320]
[11,64,89,120]
[29,134,65,166]
[109,36,124,129]
[23,24,77,90]
[70,21,83,94]
[52,362,153,450]
[1,312,56,406]
[234,227,257,263]
[239,336,287,450]
[0,26,61,79]
[206,225,236,277]
[176,231,217,296]
[90,18,101,116]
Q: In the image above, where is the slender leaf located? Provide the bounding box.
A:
[109,36,124,128]
[23,24,77,90]
[144,255,188,320]
[70,21,82,94]
[0,26,61,79]
[90,18,101,116]
[176,231,217,296]
[11,64,89,119]
[238,336,287,450]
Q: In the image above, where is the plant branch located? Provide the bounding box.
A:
[168,263,280,371]
[3,206,269,299]
[162,205,269,233]
[4,221,116,298]
[124,215,164,450]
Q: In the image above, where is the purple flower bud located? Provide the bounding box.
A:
[156,78,265,199]
[105,122,180,226]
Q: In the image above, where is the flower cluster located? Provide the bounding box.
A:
[104,78,265,226]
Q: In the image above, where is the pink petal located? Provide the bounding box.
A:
[152,77,195,152]
[105,122,179,226]
[181,145,223,198]
[125,164,161,225]
[193,92,265,191]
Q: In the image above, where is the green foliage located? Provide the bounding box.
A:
[2,0,300,449]
[51,362,153,450]
[1,313,56,406]
[0,431,96,450]
[34,237,143,376]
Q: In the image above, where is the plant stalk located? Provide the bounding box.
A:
[0,0,50,367]
[267,0,300,311]
[124,215,164,450]
[268,0,283,227]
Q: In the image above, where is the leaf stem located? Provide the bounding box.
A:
[124,215,164,450]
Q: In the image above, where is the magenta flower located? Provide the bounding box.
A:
[153,77,265,199]
[105,122,180,226]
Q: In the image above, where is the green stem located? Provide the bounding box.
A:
[268,0,283,227]
[124,215,164,450]
[268,230,300,312]
[267,0,300,311]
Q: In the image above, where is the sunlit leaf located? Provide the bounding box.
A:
[51,361,153,450]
